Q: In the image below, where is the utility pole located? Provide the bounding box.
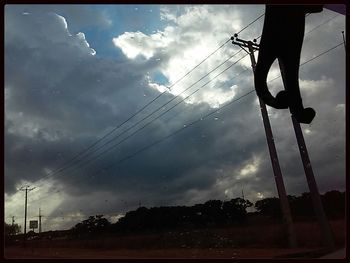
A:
[231,34,298,248]
[19,186,36,245]
[38,208,42,233]
[11,216,15,226]
[278,61,335,249]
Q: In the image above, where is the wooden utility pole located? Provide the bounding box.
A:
[278,60,335,249]
[38,208,42,233]
[19,186,36,245]
[231,35,297,248]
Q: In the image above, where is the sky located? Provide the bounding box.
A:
[4,4,346,232]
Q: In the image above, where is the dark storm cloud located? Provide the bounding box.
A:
[5,4,110,33]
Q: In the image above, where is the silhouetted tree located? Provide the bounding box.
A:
[201,200,225,225]
[289,192,315,217]
[255,197,282,218]
[255,191,345,220]
[114,197,253,233]
[321,190,345,218]
[4,223,21,236]
[71,215,111,238]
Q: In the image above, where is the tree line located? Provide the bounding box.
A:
[255,190,345,219]
[5,190,345,240]
[70,190,345,238]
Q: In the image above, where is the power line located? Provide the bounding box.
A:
[300,43,343,66]
[253,10,326,43]
[28,40,344,207]
[26,12,341,206]
[46,53,249,184]
[90,91,256,179]
[305,14,340,35]
[236,12,265,35]
[268,42,343,83]
[28,56,251,204]
[40,40,232,183]
[36,12,266,187]
[76,41,346,181]
[78,12,340,171]
[37,50,245,185]
[264,13,344,84]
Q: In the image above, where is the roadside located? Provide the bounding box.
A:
[4,246,336,259]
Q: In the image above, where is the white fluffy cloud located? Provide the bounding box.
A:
[113,5,260,108]
[113,31,172,59]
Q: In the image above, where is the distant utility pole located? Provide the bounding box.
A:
[38,208,42,233]
[19,186,36,244]
[12,216,15,226]
[231,35,297,248]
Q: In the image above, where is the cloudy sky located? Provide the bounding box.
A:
[4,5,345,231]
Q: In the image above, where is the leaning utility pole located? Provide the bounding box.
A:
[278,61,335,249]
[19,186,36,245]
[231,35,297,248]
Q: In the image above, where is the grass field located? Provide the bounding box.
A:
[4,219,345,259]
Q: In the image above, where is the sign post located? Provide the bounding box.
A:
[29,220,38,233]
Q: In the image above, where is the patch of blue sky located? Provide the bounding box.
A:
[80,5,170,60]
[152,72,169,86]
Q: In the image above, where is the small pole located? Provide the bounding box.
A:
[24,189,28,236]
[278,59,335,249]
[341,31,346,50]
[39,208,42,234]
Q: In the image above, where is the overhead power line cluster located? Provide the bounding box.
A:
[18,11,344,213]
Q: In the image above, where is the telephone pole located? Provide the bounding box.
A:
[19,186,36,244]
[11,216,15,226]
[38,208,43,233]
[231,35,297,248]
[278,61,335,249]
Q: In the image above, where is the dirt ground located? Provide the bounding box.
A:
[4,219,345,259]
[4,246,334,259]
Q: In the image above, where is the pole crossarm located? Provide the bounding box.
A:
[231,34,260,51]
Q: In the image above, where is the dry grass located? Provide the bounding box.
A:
[5,219,345,259]
[5,247,329,259]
